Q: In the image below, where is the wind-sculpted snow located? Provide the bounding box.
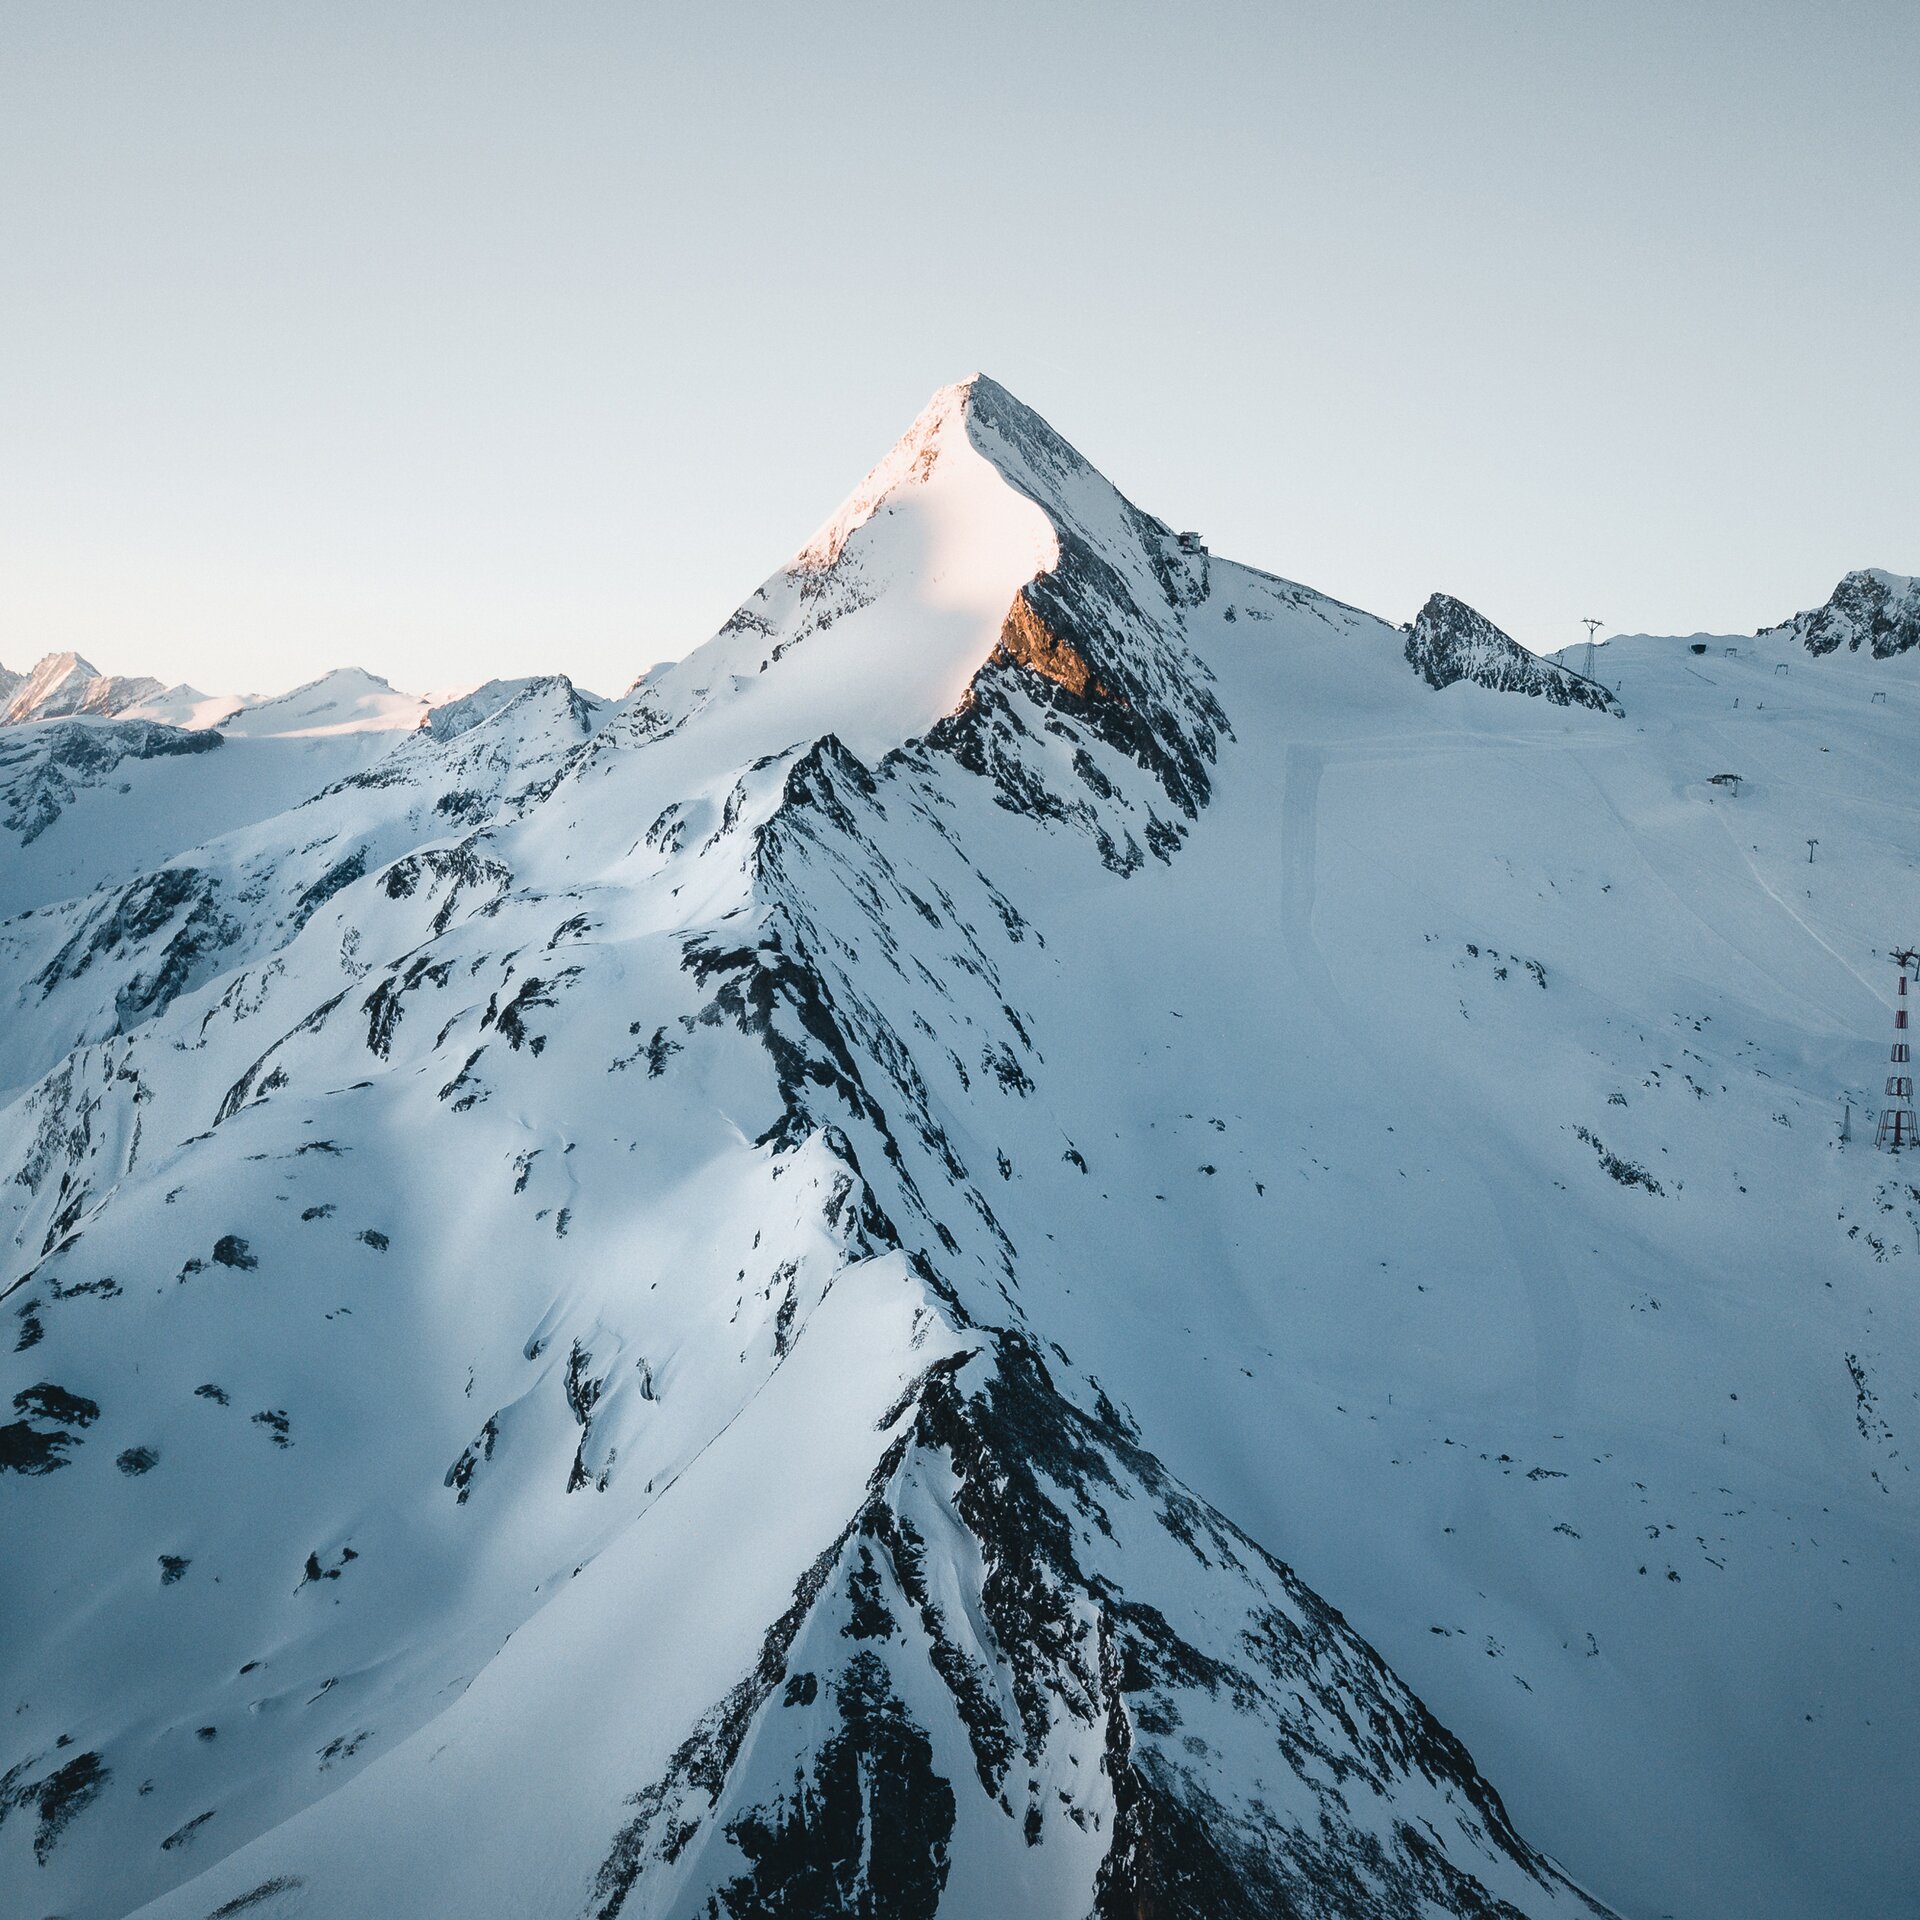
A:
[1404,593,1622,712]
[2,377,1916,1920]
[1762,566,1920,659]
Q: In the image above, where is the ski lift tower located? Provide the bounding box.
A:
[1878,948,1920,1150]
[1581,618,1602,679]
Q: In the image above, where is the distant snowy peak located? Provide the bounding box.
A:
[335,672,606,813]
[1762,568,1920,659]
[117,684,245,731]
[0,651,165,726]
[216,666,427,739]
[422,675,606,744]
[0,654,436,738]
[1405,594,1623,714]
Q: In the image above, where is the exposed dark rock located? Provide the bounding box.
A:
[1,1380,100,1475]
[13,1380,99,1426]
[445,1414,500,1504]
[291,848,368,929]
[34,864,242,1026]
[0,718,220,845]
[0,1419,72,1474]
[161,1808,214,1850]
[715,1651,955,1920]
[206,1875,306,1917]
[1763,568,1920,658]
[484,970,579,1055]
[1574,1125,1665,1196]
[0,1747,111,1863]
[1406,595,1621,713]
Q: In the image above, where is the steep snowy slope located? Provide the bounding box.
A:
[2,377,1913,1920]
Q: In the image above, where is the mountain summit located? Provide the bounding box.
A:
[1762,566,1920,658]
[1,379,1913,1920]
[0,651,166,726]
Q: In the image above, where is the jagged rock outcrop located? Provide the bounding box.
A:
[996,589,1115,701]
[586,1336,1603,1920]
[1760,568,1920,658]
[0,719,222,846]
[1405,594,1622,713]
[1,653,165,727]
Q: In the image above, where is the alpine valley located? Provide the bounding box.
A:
[2,379,1915,1920]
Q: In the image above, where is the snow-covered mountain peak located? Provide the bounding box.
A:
[786,372,1094,569]
[1,651,166,726]
[579,375,1226,876]
[4,650,103,716]
[420,674,604,745]
[8,380,1918,1920]
[1761,566,1920,659]
[215,666,426,739]
[1406,593,1622,713]
[794,376,995,571]
[608,379,1061,765]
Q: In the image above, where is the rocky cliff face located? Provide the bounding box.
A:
[0,720,222,847]
[1404,594,1622,713]
[0,652,166,726]
[1761,568,1920,658]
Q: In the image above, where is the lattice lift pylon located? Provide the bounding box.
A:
[1878,947,1919,1151]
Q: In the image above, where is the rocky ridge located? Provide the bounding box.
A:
[1404,594,1622,713]
[1,653,167,727]
[1761,567,1920,659]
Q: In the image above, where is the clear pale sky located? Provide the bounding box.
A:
[3,2,1915,699]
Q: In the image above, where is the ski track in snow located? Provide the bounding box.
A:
[1281,740,1583,1423]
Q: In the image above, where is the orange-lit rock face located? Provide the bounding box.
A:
[997,590,1113,701]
